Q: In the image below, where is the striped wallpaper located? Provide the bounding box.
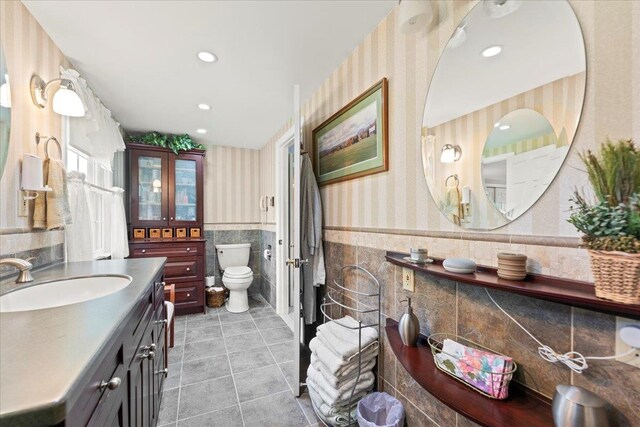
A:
[261,0,639,239]
[0,0,70,232]
[204,145,260,225]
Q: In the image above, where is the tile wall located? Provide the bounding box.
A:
[322,237,640,427]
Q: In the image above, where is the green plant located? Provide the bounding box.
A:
[568,139,640,253]
[579,138,640,206]
[129,131,205,154]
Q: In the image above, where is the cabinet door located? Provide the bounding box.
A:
[169,153,203,226]
[131,150,169,227]
[128,326,154,427]
[151,324,167,423]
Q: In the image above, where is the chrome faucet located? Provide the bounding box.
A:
[0,258,34,283]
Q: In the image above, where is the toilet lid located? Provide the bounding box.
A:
[224,266,252,278]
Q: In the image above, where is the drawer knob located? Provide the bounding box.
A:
[99,377,121,391]
[142,343,156,352]
[145,351,155,360]
[186,293,191,297]
[156,368,169,376]
[155,281,165,288]
[163,217,166,221]
[186,267,191,271]
[142,249,146,253]
[155,319,168,325]
[186,248,191,252]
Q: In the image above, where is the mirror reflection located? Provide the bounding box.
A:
[421,0,585,229]
[0,43,10,180]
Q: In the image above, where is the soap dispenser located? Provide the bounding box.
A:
[398,298,419,346]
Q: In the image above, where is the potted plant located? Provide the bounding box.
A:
[568,139,640,304]
[128,131,206,154]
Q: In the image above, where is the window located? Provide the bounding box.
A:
[65,136,114,259]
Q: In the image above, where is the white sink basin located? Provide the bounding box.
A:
[0,275,132,313]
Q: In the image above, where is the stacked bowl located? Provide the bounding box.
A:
[497,252,528,280]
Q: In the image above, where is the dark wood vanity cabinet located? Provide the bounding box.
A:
[126,144,207,316]
[69,272,167,427]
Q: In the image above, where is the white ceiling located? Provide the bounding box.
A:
[23,0,395,149]
[424,0,585,128]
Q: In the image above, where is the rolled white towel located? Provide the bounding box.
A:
[307,376,373,408]
[311,356,377,389]
[310,337,378,377]
[307,364,375,404]
[317,316,378,360]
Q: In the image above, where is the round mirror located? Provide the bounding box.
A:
[421,0,585,229]
[0,42,10,180]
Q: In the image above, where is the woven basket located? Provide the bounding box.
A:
[589,250,640,304]
[206,287,226,308]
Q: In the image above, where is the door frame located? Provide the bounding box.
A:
[275,126,295,318]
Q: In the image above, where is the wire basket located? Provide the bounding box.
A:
[427,333,517,400]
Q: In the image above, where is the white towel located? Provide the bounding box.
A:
[309,337,378,378]
[307,364,375,404]
[307,375,373,408]
[317,316,378,360]
[311,356,377,389]
[317,329,379,363]
[307,383,358,427]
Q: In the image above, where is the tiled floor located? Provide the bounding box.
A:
[158,295,322,427]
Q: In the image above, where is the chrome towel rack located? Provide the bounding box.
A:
[317,264,381,427]
[35,132,62,160]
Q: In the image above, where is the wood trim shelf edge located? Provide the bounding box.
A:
[385,318,554,427]
[386,252,640,320]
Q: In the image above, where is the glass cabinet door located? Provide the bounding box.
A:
[172,159,197,222]
[138,156,164,221]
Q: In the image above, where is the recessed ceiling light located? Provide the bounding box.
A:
[198,103,211,110]
[481,45,502,58]
[196,129,207,134]
[499,125,511,130]
[197,51,217,63]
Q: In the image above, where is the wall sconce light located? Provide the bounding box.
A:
[398,0,433,34]
[440,144,462,163]
[30,74,85,117]
[152,179,162,193]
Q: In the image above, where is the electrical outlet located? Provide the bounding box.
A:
[18,191,29,217]
[402,267,414,292]
[615,317,640,368]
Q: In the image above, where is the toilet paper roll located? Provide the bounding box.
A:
[263,249,271,261]
[205,276,215,288]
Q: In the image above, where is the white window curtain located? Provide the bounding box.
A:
[60,67,125,166]
[61,67,129,260]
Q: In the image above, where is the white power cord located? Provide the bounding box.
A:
[484,288,638,374]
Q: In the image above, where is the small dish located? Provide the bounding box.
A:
[443,258,477,274]
[403,256,434,265]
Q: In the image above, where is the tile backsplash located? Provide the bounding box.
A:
[0,231,64,282]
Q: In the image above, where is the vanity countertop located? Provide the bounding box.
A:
[0,258,166,425]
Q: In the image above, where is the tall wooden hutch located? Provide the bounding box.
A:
[126,143,206,315]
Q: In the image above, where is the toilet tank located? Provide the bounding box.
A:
[215,243,251,270]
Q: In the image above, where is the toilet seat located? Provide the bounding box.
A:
[223,266,252,279]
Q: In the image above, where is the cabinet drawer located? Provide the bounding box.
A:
[130,243,201,258]
[173,282,204,313]
[164,257,201,280]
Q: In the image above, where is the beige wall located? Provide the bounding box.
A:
[0,0,70,231]
[261,0,639,240]
[0,1,70,257]
[203,145,261,225]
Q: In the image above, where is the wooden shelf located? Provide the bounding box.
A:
[386,252,640,320]
[385,319,554,427]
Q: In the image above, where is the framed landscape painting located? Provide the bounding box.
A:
[312,78,388,186]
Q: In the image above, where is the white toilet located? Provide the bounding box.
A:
[215,243,253,313]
